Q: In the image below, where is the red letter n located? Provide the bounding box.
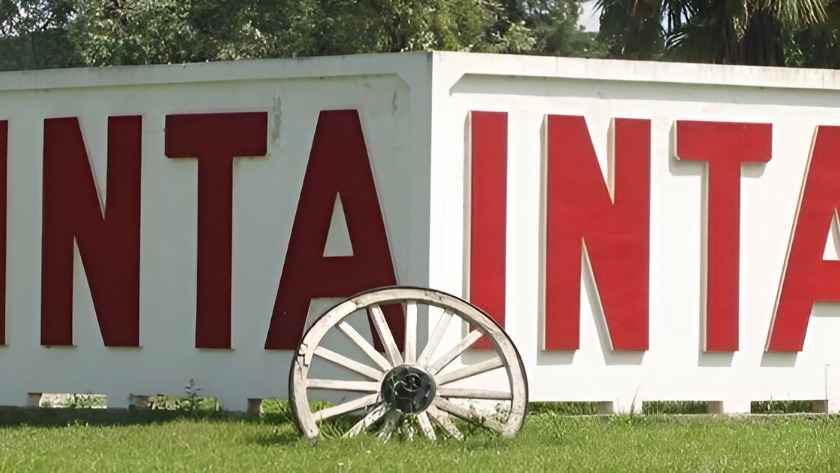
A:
[545,116,650,351]
[42,116,141,347]
[468,111,507,348]
[165,112,268,349]
[676,121,772,351]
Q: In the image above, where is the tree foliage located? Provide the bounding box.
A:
[2,0,839,71]
[519,0,608,56]
[0,0,606,70]
[790,0,840,67]
[596,0,836,66]
[0,0,76,69]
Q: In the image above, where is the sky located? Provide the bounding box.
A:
[579,0,600,32]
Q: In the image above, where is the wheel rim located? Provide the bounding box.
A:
[289,286,528,441]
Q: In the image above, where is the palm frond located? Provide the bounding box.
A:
[757,0,828,27]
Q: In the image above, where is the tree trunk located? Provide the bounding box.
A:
[739,9,784,66]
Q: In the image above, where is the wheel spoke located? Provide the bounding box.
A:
[436,387,512,400]
[417,309,453,367]
[433,397,506,433]
[307,379,380,392]
[416,412,437,440]
[378,409,402,441]
[342,404,388,438]
[313,393,379,421]
[435,357,504,385]
[427,330,482,374]
[426,405,464,440]
[368,305,404,366]
[337,321,392,371]
[314,346,383,381]
[404,301,418,364]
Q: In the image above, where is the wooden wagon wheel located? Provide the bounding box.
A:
[289,286,528,441]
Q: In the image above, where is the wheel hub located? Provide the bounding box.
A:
[380,365,436,414]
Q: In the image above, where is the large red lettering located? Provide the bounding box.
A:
[265,110,402,350]
[165,112,268,349]
[468,111,507,348]
[768,126,840,351]
[545,116,650,351]
[676,121,772,351]
[42,116,141,347]
[0,121,5,345]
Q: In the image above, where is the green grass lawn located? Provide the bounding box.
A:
[1,406,839,471]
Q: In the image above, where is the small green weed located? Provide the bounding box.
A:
[258,398,294,423]
[751,400,816,414]
[66,393,107,409]
[310,400,359,439]
[148,379,220,414]
[643,401,709,415]
[528,402,608,416]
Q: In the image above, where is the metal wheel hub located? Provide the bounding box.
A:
[380,365,436,414]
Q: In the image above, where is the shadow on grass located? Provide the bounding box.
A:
[0,406,295,429]
[246,426,308,446]
[0,403,532,447]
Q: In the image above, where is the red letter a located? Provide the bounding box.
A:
[42,116,141,346]
[265,110,401,350]
[768,126,840,351]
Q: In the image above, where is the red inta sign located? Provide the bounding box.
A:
[1,109,836,353]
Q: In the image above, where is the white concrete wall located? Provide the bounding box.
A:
[3,52,840,413]
[430,52,840,413]
[0,55,433,410]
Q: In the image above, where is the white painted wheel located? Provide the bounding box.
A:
[289,286,528,441]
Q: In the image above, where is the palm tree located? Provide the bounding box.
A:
[596,0,664,59]
[596,0,829,66]
[795,0,840,68]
